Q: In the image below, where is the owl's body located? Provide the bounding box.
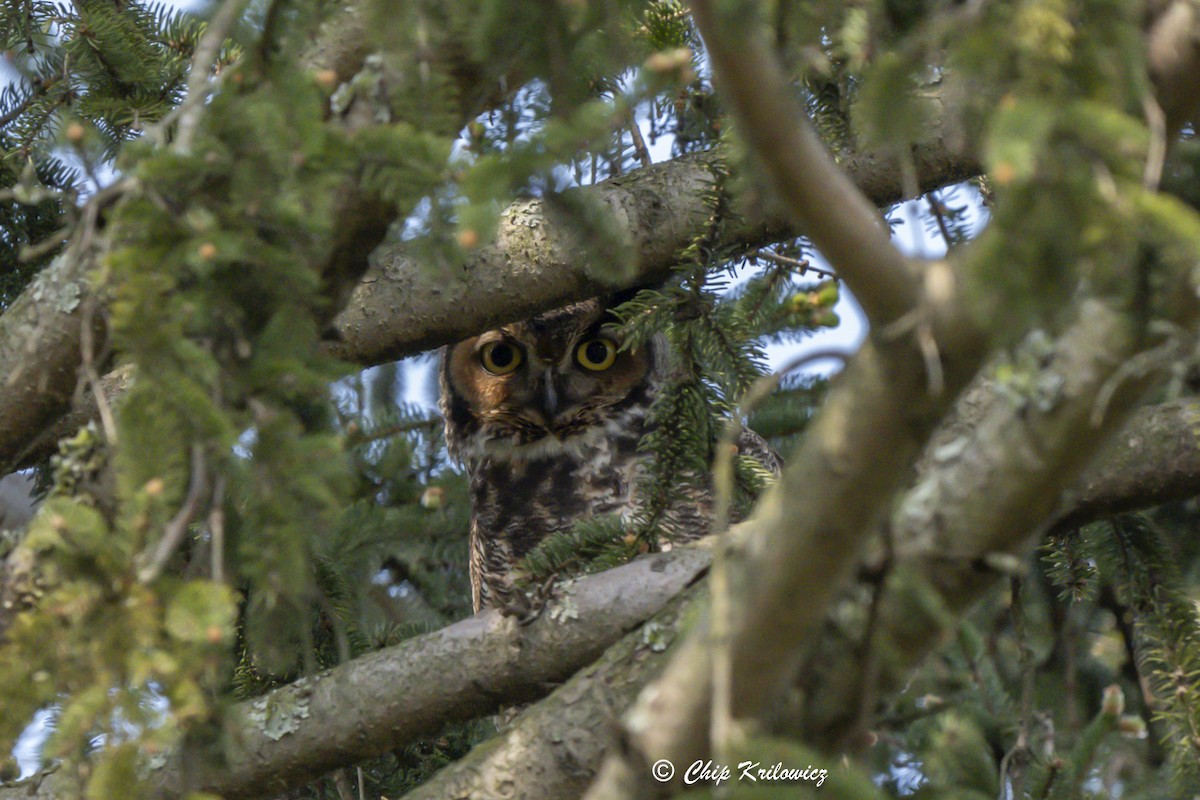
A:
[440,297,776,612]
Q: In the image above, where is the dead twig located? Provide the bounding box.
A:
[138,444,209,583]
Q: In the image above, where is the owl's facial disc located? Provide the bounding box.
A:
[440,300,657,462]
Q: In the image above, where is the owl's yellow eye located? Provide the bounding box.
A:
[480,341,522,375]
[576,338,617,371]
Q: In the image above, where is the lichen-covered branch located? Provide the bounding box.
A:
[1055,399,1200,530]
[401,587,704,800]
[326,388,1200,800]
[583,306,991,798]
[0,252,97,477]
[578,0,1200,794]
[326,140,975,365]
[18,371,1190,797]
[572,1,989,794]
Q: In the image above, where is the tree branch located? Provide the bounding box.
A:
[0,241,104,477]
[6,386,1192,800]
[688,0,918,327]
[1052,399,1200,530]
[407,382,1200,800]
[300,0,527,125]
[925,384,1200,537]
[583,315,991,797]
[401,587,704,800]
[578,0,1200,792]
[409,322,1200,800]
[1145,0,1200,135]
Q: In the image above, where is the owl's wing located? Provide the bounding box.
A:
[735,425,784,475]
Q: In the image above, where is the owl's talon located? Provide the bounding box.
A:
[509,576,558,625]
[496,592,534,621]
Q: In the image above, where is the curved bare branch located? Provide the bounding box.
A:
[689,0,918,326]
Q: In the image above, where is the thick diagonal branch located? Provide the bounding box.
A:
[386,385,1200,800]
[579,0,1200,794]
[400,586,705,800]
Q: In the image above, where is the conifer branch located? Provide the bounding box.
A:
[688,0,918,327]
[0,81,45,130]
[329,143,976,365]
[5,4,1200,799]
[749,248,837,280]
[585,328,991,798]
[409,306,1197,799]
[583,32,1200,793]
[3,391,1195,798]
[422,306,1197,800]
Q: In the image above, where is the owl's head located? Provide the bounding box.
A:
[439,297,662,461]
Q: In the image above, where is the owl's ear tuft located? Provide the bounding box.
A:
[438,344,474,461]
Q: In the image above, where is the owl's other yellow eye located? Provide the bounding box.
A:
[576,338,617,371]
[480,341,522,375]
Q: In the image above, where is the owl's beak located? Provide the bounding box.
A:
[539,370,559,420]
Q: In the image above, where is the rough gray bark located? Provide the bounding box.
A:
[5,3,1200,798]
[0,250,102,475]
[3,365,133,471]
[582,271,990,798]
[408,325,1200,800]
[400,587,704,800]
[576,0,990,793]
[1055,399,1200,530]
[327,139,977,366]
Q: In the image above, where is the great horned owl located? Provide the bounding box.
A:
[439,296,779,612]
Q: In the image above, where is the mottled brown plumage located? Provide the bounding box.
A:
[439,297,779,612]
